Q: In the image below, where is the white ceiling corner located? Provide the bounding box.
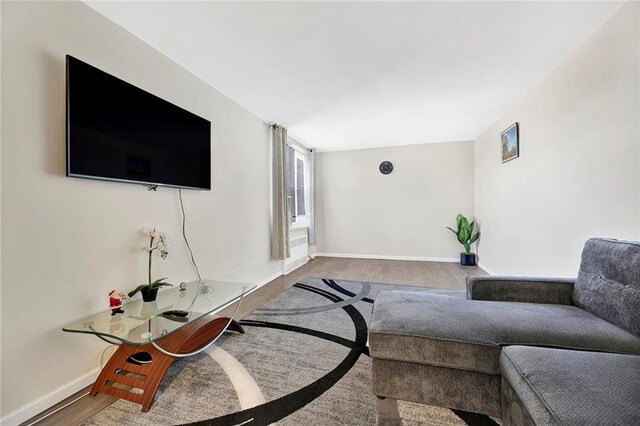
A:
[85,1,624,151]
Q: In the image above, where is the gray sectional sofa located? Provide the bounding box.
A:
[369,238,640,424]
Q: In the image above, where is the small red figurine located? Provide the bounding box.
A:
[109,290,126,316]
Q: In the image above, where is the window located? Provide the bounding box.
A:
[287,141,309,228]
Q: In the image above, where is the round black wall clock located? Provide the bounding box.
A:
[379,161,393,175]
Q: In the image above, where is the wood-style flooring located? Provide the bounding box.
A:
[23,257,486,426]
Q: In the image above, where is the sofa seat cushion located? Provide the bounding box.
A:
[500,346,640,425]
[369,291,640,375]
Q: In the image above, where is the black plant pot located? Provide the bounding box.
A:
[141,287,159,302]
[460,252,476,266]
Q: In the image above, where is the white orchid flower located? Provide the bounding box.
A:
[139,227,170,288]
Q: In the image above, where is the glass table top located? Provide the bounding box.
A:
[62,279,256,345]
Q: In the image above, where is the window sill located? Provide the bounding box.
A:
[290,224,309,231]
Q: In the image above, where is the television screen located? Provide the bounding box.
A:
[66,55,211,190]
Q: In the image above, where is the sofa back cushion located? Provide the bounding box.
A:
[573,238,640,336]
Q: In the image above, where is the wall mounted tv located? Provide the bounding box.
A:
[66,55,211,190]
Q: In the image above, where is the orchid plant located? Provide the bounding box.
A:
[128,227,173,298]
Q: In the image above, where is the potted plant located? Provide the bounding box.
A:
[128,227,173,302]
[447,213,480,266]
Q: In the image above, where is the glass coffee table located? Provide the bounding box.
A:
[63,279,256,412]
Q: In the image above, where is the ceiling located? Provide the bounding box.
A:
[86,1,623,151]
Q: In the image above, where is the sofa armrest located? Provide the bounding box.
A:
[466,276,576,305]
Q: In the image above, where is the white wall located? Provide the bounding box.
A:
[1,2,281,422]
[474,1,640,276]
[0,1,3,416]
[315,141,475,260]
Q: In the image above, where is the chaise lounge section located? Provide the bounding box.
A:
[369,238,640,422]
[500,345,640,425]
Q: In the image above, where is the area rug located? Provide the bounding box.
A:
[84,278,497,425]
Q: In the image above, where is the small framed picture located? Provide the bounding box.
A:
[501,122,519,163]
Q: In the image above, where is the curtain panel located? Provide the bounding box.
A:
[271,124,290,260]
[307,148,316,245]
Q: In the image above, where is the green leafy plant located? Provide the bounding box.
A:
[128,277,173,298]
[446,213,480,254]
[128,227,173,298]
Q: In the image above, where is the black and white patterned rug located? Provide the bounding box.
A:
[84,278,497,425]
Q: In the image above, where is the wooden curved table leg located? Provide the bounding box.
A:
[227,319,244,334]
[90,316,244,412]
[90,339,192,412]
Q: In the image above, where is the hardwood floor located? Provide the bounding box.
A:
[23,257,485,426]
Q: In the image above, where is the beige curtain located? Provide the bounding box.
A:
[307,148,316,245]
[271,124,290,260]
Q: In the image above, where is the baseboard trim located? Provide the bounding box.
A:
[2,269,285,426]
[2,368,100,426]
[477,262,496,275]
[253,271,283,289]
[284,257,308,275]
[314,253,458,263]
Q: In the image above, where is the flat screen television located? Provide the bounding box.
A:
[66,55,211,190]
